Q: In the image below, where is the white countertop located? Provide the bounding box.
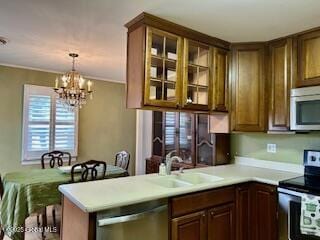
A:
[59,162,301,213]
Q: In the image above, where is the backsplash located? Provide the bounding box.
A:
[231,133,320,165]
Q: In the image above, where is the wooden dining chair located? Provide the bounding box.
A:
[71,160,107,183]
[115,151,130,171]
[41,150,72,169]
[39,151,71,238]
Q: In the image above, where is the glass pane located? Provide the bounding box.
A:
[165,112,176,154]
[151,33,164,57]
[198,47,209,67]
[153,140,163,156]
[164,82,176,101]
[55,125,75,150]
[197,115,209,142]
[151,57,163,79]
[188,44,198,65]
[150,80,162,100]
[297,101,320,125]
[165,60,176,81]
[179,113,193,163]
[197,143,213,165]
[198,68,209,86]
[27,124,50,151]
[187,86,197,104]
[165,37,177,60]
[198,87,208,105]
[188,65,198,85]
[28,95,51,122]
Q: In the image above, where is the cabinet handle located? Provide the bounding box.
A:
[186,98,193,104]
[202,213,206,217]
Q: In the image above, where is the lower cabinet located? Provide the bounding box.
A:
[251,183,278,240]
[171,210,207,240]
[236,183,278,240]
[208,203,235,240]
[170,186,235,240]
[170,183,277,240]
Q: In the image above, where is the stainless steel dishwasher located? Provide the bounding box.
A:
[96,198,168,240]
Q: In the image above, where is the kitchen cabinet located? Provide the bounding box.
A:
[182,40,212,110]
[212,48,229,112]
[230,43,266,132]
[251,183,278,240]
[126,26,182,109]
[171,211,207,240]
[268,38,293,131]
[297,29,320,87]
[170,187,235,240]
[235,184,250,240]
[147,111,230,173]
[125,13,230,112]
[208,203,235,240]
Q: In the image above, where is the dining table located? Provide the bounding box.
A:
[0,165,128,240]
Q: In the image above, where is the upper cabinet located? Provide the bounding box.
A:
[145,28,182,108]
[297,29,320,87]
[230,43,266,132]
[212,48,229,112]
[182,40,212,110]
[125,13,230,112]
[268,38,293,131]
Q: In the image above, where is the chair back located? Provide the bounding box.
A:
[41,151,71,169]
[71,160,107,183]
[115,151,130,170]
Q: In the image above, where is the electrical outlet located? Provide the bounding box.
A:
[267,144,277,153]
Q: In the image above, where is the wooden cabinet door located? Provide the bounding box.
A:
[171,210,207,240]
[208,203,235,240]
[182,39,212,111]
[231,43,266,132]
[251,183,278,240]
[144,27,183,108]
[297,29,320,87]
[268,38,292,131]
[212,48,229,112]
[235,184,251,240]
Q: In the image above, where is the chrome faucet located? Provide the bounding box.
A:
[165,150,183,175]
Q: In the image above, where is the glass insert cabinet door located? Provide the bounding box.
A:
[183,39,212,110]
[145,27,182,108]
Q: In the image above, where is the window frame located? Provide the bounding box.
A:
[21,84,79,164]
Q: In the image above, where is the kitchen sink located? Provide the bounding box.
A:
[150,177,193,188]
[176,172,223,184]
[149,173,223,188]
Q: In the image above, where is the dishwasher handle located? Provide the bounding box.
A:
[98,204,168,227]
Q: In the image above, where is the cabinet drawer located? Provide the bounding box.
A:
[171,186,235,217]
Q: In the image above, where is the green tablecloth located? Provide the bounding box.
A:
[0,166,127,240]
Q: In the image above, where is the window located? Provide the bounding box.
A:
[22,85,78,163]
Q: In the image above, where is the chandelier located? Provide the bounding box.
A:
[54,53,93,111]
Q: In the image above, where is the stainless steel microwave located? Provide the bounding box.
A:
[291,86,320,130]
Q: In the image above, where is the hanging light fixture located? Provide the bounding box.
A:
[54,53,93,111]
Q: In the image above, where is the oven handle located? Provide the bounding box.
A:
[278,187,311,197]
[98,204,167,227]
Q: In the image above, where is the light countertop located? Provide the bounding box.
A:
[59,162,301,213]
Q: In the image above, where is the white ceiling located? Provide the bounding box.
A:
[1,0,320,82]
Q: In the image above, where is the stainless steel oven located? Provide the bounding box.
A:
[290,86,320,130]
[278,187,320,240]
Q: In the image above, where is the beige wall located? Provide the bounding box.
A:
[0,65,136,175]
[231,133,320,165]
